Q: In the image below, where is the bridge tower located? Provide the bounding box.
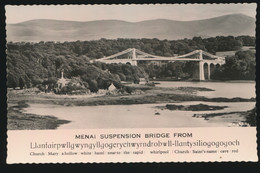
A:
[208,64,211,80]
[131,48,137,66]
[199,50,205,81]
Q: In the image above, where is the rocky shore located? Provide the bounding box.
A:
[165,104,227,111]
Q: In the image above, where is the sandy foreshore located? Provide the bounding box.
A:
[8,101,71,130]
[7,85,256,130]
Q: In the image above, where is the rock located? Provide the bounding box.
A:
[166,104,227,111]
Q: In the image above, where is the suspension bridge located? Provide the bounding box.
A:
[96,48,225,81]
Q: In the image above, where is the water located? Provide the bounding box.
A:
[23,81,255,129]
[157,81,255,98]
[24,102,255,129]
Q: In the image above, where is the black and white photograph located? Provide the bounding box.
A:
[4,3,259,164]
[6,4,256,130]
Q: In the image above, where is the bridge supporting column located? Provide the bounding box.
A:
[208,64,211,80]
[131,48,137,66]
[199,50,205,81]
[199,61,205,81]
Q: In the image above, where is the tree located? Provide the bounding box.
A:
[212,50,255,80]
[97,77,112,90]
[88,80,99,93]
[19,77,25,89]
[6,36,255,92]
[7,73,19,89]
[118,73,126,81]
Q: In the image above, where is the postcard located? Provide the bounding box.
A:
[6,3,257,163]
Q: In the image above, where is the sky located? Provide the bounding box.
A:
[5,3,256,24]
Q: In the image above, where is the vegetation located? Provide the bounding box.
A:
[245,107,256,126]
[7,35,255,91]
[211,50,255,80]
[58,84,89,95]
[7,47,146,92]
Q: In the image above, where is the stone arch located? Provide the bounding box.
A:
[203,63,209,80]
[210,63,215,76]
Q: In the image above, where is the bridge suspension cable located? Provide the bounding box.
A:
[135,49,200,60]
[96,48,225,63]
[201,51,225,61]
[98,48,133,60]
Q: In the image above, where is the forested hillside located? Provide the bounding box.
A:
[212,50,255,80]
[7,36,255,91]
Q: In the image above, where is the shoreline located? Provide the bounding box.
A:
[192,108,256,127]
[8,85,255,107]
[151,79,255,83]
[7,85,256,130]
[8,100,71,130]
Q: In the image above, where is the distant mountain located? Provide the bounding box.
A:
[6,13,255,42]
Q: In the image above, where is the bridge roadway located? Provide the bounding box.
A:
[95,48,225,81]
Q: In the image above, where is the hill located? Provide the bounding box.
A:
[7,13,255,42]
